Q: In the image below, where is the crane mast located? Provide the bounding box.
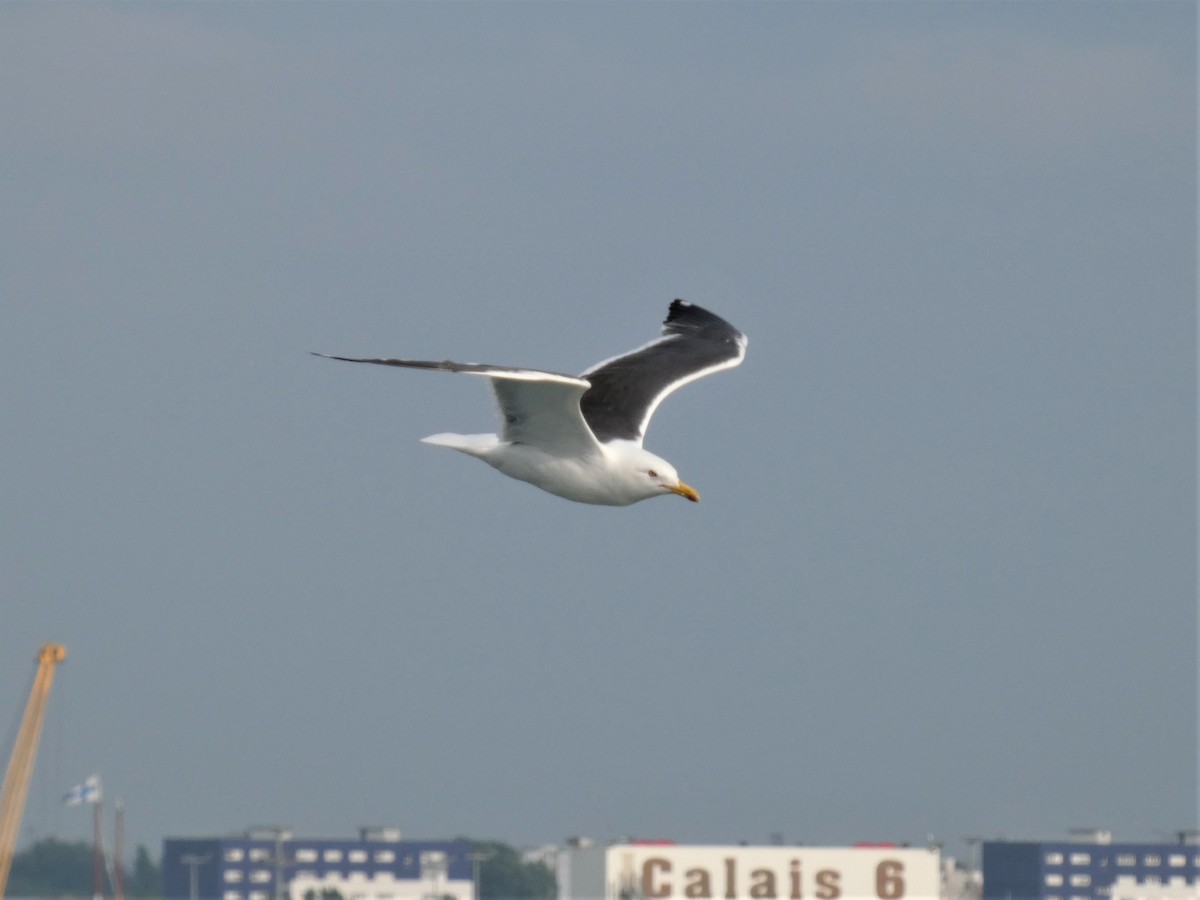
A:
[0,643,67,897]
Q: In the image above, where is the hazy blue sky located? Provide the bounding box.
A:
[2,1,1195,864]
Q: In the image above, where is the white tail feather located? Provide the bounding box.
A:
[421,433,500,460]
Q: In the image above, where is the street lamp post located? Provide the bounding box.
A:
[273,832,296,900]
[180,853,210,900]
[963,836,984,900]
[468,850,493,900]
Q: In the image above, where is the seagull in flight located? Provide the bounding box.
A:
[314,299,747,506]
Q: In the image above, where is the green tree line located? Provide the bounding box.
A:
[7,837,160,896]
[465,838,557,900]
[7,837,553,899]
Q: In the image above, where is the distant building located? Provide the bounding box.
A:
[162,827,473,900]
[983,836,1200,900]
[558,840,941,900]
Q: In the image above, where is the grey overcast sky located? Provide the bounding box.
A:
[1,0,1195,863]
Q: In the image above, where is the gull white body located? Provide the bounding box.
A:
[424,433,681,506]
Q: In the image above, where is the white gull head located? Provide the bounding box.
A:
[595,440,700,506]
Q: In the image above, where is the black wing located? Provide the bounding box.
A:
[577,300,747,444]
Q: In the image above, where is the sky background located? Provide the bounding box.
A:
[1,1,1196,866]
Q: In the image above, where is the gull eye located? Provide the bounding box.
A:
[647,469,658,478]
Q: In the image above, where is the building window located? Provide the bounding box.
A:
[1046,853,1065,865]
[225,871,244,883]
[249,893,269,900]
[225,849,245,863]
[1070,853,1091,866]
[295,849,318,863]
[349,850,368,864]
[1070,874,1091,887]
[1116,855,1136,866]
[249,848,270,863]
[249,870,271,884]
[1046,875,1064,886]
[1168,855,1186,867]
[224,893,242,900]
[1144,855,1161,867]
[375,850,396,863]
[324,849,343,863]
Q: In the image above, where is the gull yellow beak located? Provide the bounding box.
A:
[668,481,700,502]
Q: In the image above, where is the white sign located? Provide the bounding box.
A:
[604,845,940,900]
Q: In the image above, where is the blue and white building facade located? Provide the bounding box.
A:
[163,829,474,900]
[984,839,1200,900]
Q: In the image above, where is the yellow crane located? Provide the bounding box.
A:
[0,643,67,897]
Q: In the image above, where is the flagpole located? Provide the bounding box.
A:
[93,799,103,900]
